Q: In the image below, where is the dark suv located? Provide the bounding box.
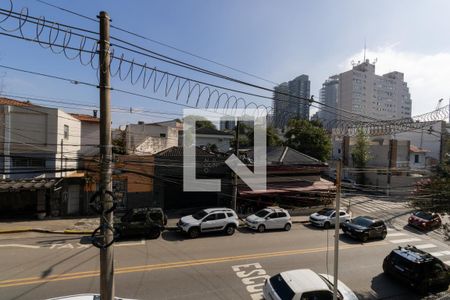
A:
[341,216,387,242]
[383,245,450,294]
[114,207,167,240]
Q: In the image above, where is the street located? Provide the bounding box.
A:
[1,196,449,300]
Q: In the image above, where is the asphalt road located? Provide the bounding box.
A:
[1,208,450,300]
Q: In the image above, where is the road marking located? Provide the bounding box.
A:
[0,241,388,288]
[387,232,408,237]
[232,263,268,300]
[429,251,450,257]
[444,261,450,266]
[0,244,40,249]
[389,238,421,244]
[115,239,145,247]
[387,228,395,232]
[415,244,437,250]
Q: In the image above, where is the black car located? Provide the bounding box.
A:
[383,245,450,294]
[341,216,387,242]
[114,207,167,239]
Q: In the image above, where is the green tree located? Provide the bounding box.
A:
[182,115,217,130]
[112,130,126,154]
[284,119,331,161]
[351,129,371,184]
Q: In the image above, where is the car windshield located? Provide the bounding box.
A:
[414,211,432,220]
[269,274,295,300]
[318,209,334,216]
[254,209,270,218]
[318,275,343,299]
[352,217,373,227]
[192,210,208,220]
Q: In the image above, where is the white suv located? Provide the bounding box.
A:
[177,208,239,238]
[245,207,292,232]
[309,208,351,229]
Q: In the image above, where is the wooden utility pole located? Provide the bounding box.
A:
[333,159,342,300]
[231,120,239,211]
[99,11,114,300]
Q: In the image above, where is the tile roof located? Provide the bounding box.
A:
[155,146,217,157]
[410,145,430,153]
[246,146,327,166]
[70,113,100,123]
[0,179,56,191]
[0,97,33,107]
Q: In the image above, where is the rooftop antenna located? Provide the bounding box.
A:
[363,38,367,62]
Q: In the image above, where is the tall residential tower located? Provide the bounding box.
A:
[273,74,310,129]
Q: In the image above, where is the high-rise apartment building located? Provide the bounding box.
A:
[318,75,339,128]
[318,60,412,124]
[273,75,310,129]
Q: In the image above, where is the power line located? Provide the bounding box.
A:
[34,0,279,86]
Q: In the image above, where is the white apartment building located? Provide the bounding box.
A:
[338,60,412,121]
[319,60,412,124]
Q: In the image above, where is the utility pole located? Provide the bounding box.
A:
[99,11,114,300]
[333,159,342,300]
[60,139,63,177]
[231,120,239,212]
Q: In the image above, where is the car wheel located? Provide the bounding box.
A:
[148,228,161,239]
[361,233,369,242]
[257,224,265,233]
[284,223,291,231]
[188,227,200,239]
[323,222,331,229]
[381,230,387,239]
[225,225,236,236]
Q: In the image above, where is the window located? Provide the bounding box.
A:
[203,214,216,222]
[414,155,419,163]
[339,211,346,216]
[277,212,287,218]
[226,212,233,218]
[216,213,226,220]
[160,133,166,138]
[130,213,146,222]
[64,125,69,139]
[267,213,277,219]
[12,157,46,168]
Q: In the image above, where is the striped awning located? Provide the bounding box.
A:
[0,179,56,191]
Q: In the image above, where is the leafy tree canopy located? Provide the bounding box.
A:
[284,119,331,161]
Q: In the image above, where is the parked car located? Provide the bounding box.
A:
[408,211,442,231]
[245,207,292,232]
[341,216,387,242]
[177,208,239,238]
[46,294,135,300]
[383,245,450,294]
[263,268,358,300]
[309,208,351,229]
[114,207,167,239]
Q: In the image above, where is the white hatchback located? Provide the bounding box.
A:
[263,269,358,300]
[309,208,351,229]
[245,207,292,232]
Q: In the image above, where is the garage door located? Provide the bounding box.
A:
[67,185,80,214]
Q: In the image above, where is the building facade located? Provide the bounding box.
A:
[319,60,412,123]
[318,75,339,129]
[273,75,310,129]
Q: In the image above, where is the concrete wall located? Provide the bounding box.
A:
[79,122,99,156]
[127,123,178,155]
[196,134,232,152]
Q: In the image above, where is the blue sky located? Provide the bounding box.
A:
[1,0,449,127]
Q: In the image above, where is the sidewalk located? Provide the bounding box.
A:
[0,215,310,235]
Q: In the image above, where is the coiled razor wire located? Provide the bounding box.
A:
[0,0,448,135]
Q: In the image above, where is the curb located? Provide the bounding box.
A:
[0,228,94,235]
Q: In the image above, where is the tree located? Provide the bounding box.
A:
[284,119,331,161]
[351,129,371,184]
[237,124,283,148]
[183,115,217,130]
[112,130,126,154]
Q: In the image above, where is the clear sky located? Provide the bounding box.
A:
[1,0,449,127]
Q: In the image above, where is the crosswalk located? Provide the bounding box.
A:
[385,228,450,266]
[342,197,408,214]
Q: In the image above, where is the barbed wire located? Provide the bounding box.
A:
[0,1,448,135]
